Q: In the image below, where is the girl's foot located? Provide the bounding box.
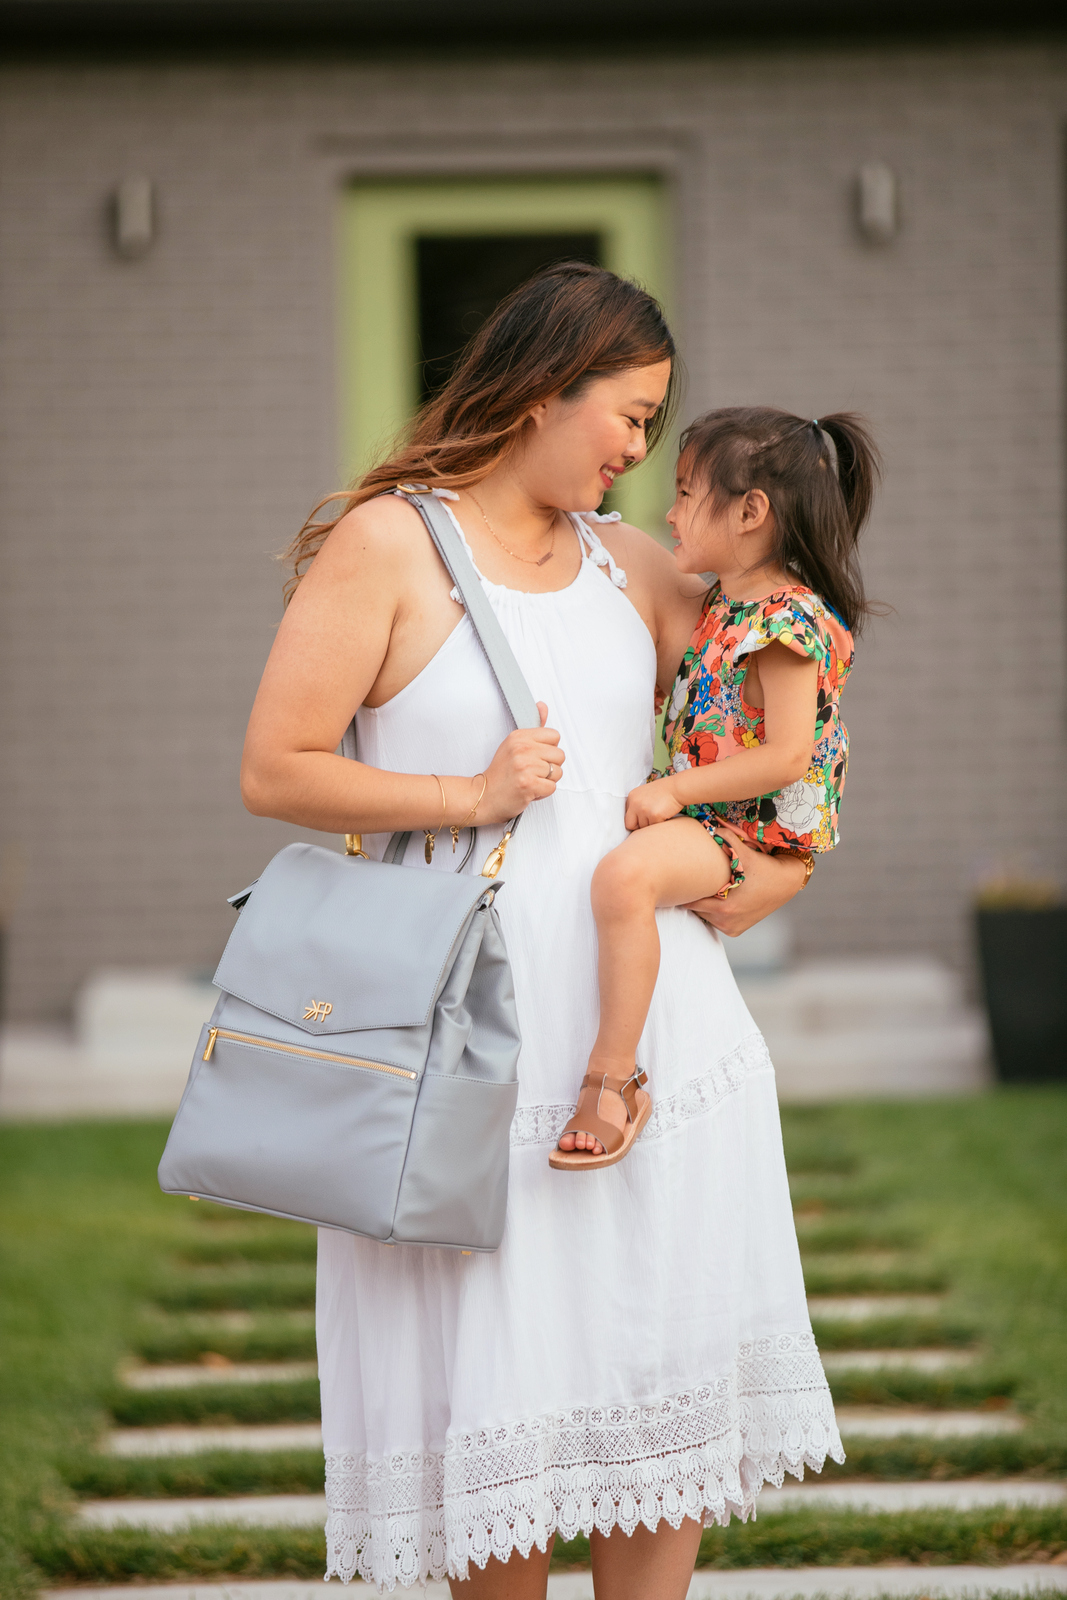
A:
[549,1068,651,1170]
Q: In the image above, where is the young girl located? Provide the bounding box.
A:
[551,406,880,1169]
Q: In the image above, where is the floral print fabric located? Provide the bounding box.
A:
[661,583,853,856]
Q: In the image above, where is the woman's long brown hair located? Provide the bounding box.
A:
[284,262,677,600]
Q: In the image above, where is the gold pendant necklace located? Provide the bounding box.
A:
[469,492,556,567]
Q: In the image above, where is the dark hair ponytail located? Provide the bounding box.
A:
[679,407,882,634]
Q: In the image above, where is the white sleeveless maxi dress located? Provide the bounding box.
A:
[319,502,844,1592]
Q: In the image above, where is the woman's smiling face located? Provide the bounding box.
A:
[521,361,673,512]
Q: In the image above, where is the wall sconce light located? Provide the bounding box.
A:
[856,162,898,245]
[112,176,155,258]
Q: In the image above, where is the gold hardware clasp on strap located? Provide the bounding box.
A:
[481,831,512,880]
[345,834,368,859]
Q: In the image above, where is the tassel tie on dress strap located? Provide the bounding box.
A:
[576,512,628,589]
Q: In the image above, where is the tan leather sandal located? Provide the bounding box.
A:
[549,1068,652,1171]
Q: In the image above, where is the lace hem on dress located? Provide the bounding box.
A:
[323,1332,844,1592]
[510,1032,772,1149]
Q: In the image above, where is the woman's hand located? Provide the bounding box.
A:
[625,777,683,831]
[685,825,807,936]
[480,702,566,824]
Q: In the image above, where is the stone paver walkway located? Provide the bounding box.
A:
[835,1408,1023,1437]
[760,1481,1065,1512]
[43,1567,1067,1600]
[122,1362,317,1389]
[807,1296,947,1320]
[821,1349,976,1372]
[78,1480,1066,1531]
[99,1407,1023,1461]
[79,1496,328,1530]
[104,1423,323,1456]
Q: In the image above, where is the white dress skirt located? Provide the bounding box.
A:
[319,504,844,1592]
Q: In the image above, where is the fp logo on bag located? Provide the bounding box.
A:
[304,999,333,1022]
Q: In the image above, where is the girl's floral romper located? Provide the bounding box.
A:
[661,582,854,892]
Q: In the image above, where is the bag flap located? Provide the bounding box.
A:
[214,842,499,1035]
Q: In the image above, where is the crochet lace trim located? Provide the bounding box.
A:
[510,1033,772,1149]
[324,1331,843,1592]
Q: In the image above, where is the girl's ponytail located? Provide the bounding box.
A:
[679,406,882,634]
[817,413,879,543]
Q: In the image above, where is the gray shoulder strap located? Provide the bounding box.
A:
[334,487,540,874]
[397,488,541,732]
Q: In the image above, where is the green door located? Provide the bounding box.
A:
[339,177,673,540]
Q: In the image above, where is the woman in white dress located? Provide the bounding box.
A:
[241,264,842,1599]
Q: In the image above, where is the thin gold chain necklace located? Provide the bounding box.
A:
[468,491,556,567]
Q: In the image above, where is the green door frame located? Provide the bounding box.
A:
[339,176,673,538]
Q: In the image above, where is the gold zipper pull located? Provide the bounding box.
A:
[203,1027,218,1062]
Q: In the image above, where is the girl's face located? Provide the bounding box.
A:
[667,455,775,577]
[521,361,673,512]
[666,455,734,574]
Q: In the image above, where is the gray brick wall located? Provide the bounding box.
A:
[0,45,1064,1019]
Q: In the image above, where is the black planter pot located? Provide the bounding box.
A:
[976,907,1067,1083]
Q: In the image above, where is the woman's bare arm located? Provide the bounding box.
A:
[686,829,809,936]
[596,521,706,695]
[241,497,566,833]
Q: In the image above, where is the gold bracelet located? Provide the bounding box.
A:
[450,772,488,853]
[424,774,448,864]
[796,851,815,891]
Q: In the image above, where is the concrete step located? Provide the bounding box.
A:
[43,1574,1067,1600]
[100,1404,1024,1460]
[763,1022,990,1101]
[117,1351,978,1395]
[732,958,991,1101]
[759,1480,1065,1512]
[104,1423,323,1456]
[836,1407,1024,1438]
[810,1295,947,1320]
[821,1349,977,1372]
[5,958,993,1118]
[0,972,217,1120]
[143,1312,317,1332]
[689,1574,1062,1600]
[738,958,974,1032]
[76,1480,1066,1531]
[79,1495,328,1530]
[122,1351,979,1388]
[122,1362,317,1390]
[75,970,218,1056]
[0,1025,190,1119]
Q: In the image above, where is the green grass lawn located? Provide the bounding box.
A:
[1,1090,1066,1596]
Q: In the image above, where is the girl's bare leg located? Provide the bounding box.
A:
[447,1536,554,1599]
[591,1515,705,1600]
[559,818,730,1154]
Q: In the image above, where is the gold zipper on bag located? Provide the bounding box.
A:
[202,1026,416,1080]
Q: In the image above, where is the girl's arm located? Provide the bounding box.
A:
[626,643,817,828]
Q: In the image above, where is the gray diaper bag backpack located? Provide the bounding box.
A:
[157,487,537,1251]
